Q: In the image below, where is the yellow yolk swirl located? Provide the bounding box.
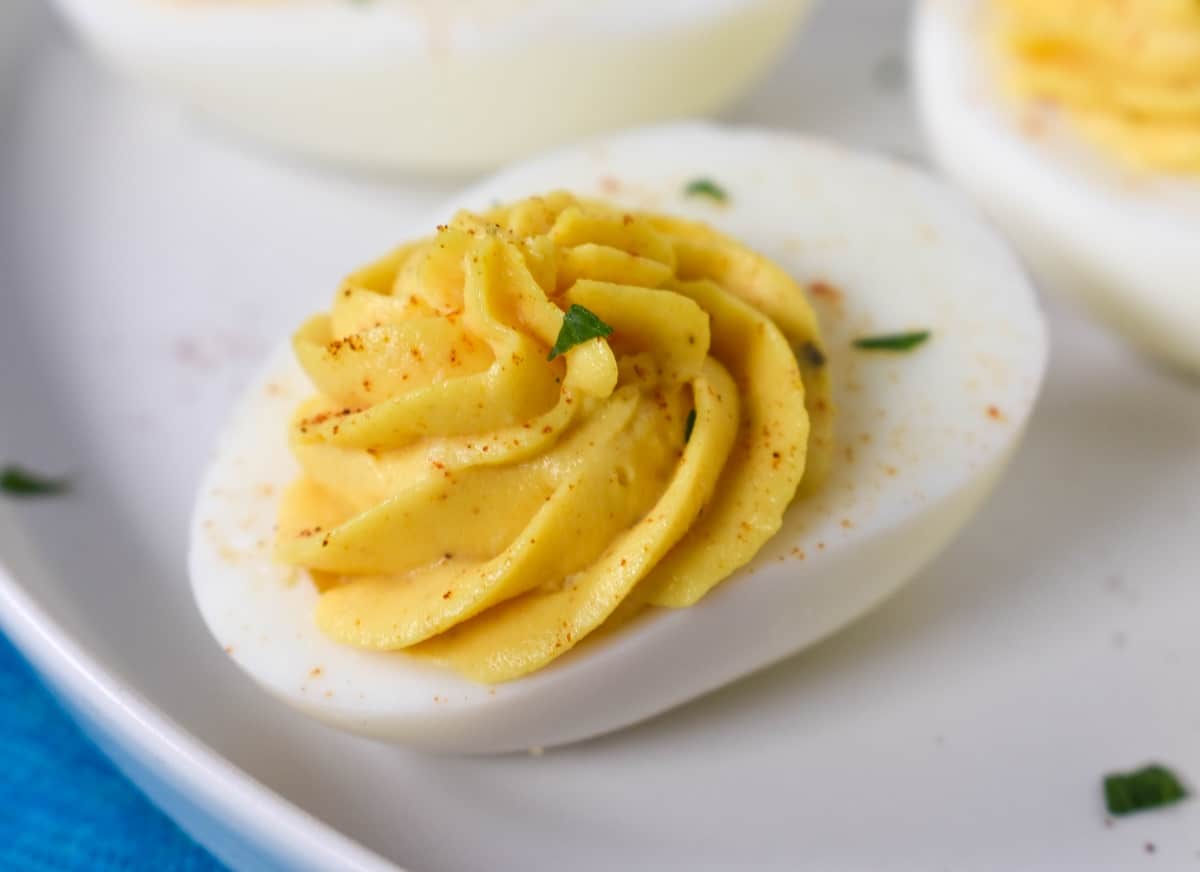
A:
[994,0,1200,173]
[274,192,832,683]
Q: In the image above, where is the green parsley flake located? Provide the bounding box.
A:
[1104,764,1188,816]
[1,465,70,497]
[684,408,697,443]
[547,304,614,361]
[683,178,728,203]
[852,330,931,352]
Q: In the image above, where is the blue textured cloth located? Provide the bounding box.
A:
[0,631,225,871]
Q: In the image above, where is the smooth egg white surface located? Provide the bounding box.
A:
[189,124,1047,754]
[914,0,1200,376]
[50,0,811,172]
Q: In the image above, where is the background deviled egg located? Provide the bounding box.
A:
[48,0,815,172]
[914,0,1200,376]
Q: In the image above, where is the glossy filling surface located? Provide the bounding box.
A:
[274,193,831,683]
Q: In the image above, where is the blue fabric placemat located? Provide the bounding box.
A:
[0,631,225,871]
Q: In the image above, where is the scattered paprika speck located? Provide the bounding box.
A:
[810,280,843,303]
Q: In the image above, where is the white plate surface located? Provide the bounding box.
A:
[1,1,1198,870]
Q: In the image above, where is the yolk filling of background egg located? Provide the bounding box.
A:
[992,0,1200,173]
[272,192,833,684]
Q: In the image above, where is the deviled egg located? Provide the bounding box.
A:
[914,0,1200,375]
[50,0,813,172]
[190,124,1047,753]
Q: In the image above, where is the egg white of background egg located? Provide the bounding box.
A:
[189,123,1047,753]
[49,0,813,172]
[914,0,1200,376]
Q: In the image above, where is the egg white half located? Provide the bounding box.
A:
[190,123,1047,753]
[914,0,1200,375]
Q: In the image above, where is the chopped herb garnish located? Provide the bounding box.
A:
[547,304,614,361]
[1,465,70,497]
[684,409,697,443]
[853,330,931,352]
[1104,765,1188,816]
[683,178,728,203]
[799,341,827,368]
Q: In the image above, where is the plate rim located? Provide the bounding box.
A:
[0,539,403,872]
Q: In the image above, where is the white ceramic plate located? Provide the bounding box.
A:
[2,1,1198,870]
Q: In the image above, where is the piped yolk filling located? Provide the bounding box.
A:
[275,192,832,683]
